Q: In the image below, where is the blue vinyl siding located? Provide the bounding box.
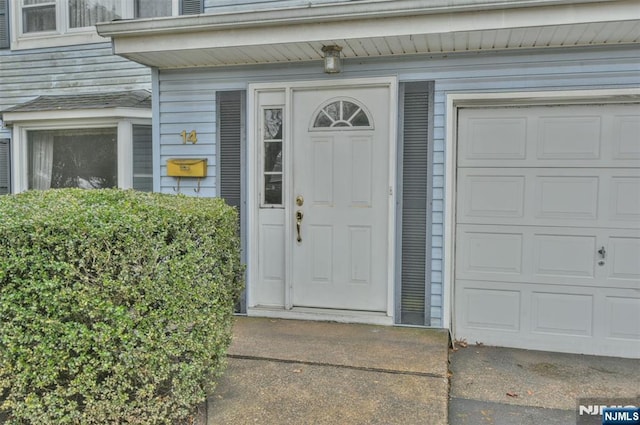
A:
[155,45,640,326]
[0,43,151,113]
[158,77,220,196]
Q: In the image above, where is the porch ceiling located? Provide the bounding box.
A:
[96,0,640,69]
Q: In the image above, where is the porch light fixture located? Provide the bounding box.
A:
[322,45,342,74]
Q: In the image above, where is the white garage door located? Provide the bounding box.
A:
[454,103,640,358]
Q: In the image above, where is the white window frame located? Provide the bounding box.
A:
[11,0,179,50]
[6,109,151,193]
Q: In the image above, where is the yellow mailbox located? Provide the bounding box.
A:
[166,159,207,178]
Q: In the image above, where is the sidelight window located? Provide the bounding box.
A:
[262,108,283,206]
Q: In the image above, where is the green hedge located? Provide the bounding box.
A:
[0,189,244,424]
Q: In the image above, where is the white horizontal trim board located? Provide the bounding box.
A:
[3,108,151,125]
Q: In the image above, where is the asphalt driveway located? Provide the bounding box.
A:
[448,344,640,425]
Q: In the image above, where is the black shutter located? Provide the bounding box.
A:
[217,91,244,211]
[132,125,153,192]
[180,0,203,15]
[398,82,433,326]
[0,0,9,49]
[0,139,10,195]
[217,90,245,313]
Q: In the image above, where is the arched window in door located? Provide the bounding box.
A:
[311,98,373,130]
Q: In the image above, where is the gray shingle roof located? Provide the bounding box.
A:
[2,90,151,114]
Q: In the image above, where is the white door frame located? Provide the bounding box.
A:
[444,88,640,338]
[247,77,398,324]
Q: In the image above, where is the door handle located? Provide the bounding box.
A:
[598,246,606,259]
[296,210,304,243]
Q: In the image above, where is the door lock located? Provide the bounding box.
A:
[598,246,606,259]
[597,246,606,266]
[296,195,304,207]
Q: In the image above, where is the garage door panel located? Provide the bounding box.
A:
[458,285,521,332]
[537,115,602,160]
[458,116,527,162]
[460,230,523,275]
[605,296,640,341]
[457,104,640,168]
[456,280,640,356]
[531,292,594,336]
[458,168,639,228]
[612,114,640,160]
[534,234,596,278]
[609,177,640,222]
[535,175,599,220]
[459,175,525,219]
[458,224,638,289]
[608,236,640,281]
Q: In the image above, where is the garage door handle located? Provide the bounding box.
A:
[598,247,606,259]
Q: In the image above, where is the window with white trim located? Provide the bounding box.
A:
[9,118,152,193]
[11,0,195,49]
[27,127,117,190]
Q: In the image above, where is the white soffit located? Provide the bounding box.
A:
[96,0,640,69]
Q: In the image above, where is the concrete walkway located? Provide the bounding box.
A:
[205,317,450,425]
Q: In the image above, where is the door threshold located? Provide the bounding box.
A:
[247,306,394,326]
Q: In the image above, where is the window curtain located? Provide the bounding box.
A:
[135,0,171,18]
[68,0,121,28]
[22,0,56,33]
[29,131,54,190]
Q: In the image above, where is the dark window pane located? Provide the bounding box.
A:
[132,124,152,192]
[135,0,171,18]
[342,101,359,121]
[314,112,333,128]
[324,101,340,121]
[264,175,282,205]
[68,0,121,28]
[264,141,282,173]
[23,3,56,33]
[264,109,283,139]
[351,110,370,127]
[28,128,117,190]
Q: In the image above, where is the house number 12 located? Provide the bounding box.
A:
[180,130,198,144]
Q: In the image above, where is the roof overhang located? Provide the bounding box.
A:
[1,91,152,125]
[2,108,152,126]
[96,0,640,69]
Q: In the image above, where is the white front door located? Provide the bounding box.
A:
[290,85,392,311]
